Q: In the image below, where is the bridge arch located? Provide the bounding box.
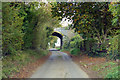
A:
[52,31,63,49]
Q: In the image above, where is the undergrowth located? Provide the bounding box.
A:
[2,49,48,78]
[92,61,119,79]
[60,49,70,52]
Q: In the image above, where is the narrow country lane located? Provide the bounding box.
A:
[31,48,89,78]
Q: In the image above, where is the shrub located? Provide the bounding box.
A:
[79,38,99,56]
[107,35,119,60]
[2,3,25,55]
[70,41,76,48]
[81,38,110,57]
[2,49,43,78]
[70,48,81,55]
[70,34,83,49]
[105,66,120,79]
[63,40,70,49]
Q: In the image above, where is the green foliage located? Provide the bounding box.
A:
[49,36,58,48]
[68,36,108,57]
[62,34,83,53]
[52,2,120,59]
[70,48,81,55]
[2,2,61,55]
[83,39,98,56]
[2,2,25,55]
[63,40,70,49]
[2,49,42,78]
[109,2,120,26]
[92,61,119,79]
[105,66,120,79]
[60,49,70,52]
[85,38,109,57]
[52,2,117,43]
[62,35,70,49]
[107,35,119,60]
[22,4,38,49]
[56,47,60,50]
[2,2,60,78]
[28,3,60,50]
[70,34,83,48]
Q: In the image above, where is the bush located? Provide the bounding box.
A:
[70,41,76,48]
[79,38,99,56]
[62,36,70,49]
[80,38,110,57]
[70,34,83,49]
[2,3,25,55]
[2,49,44,78]
[107,35,119,60]
[105,66,120,79]
[70,48,81,55]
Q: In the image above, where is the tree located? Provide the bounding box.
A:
[31,3,61,50]
[2,2,26,55]
[52,2,119,44]
[2,2,61,55]
[109,2,120,36]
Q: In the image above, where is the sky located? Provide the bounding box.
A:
[60,18,72,27]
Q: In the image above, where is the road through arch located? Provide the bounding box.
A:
[52,31,63,49]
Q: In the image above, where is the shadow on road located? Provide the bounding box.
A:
[49,49,60,51]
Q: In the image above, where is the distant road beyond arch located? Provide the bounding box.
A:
[52,31,63,49]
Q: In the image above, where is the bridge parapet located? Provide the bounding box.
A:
[54,27,75,40]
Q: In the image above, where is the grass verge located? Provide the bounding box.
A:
[92,61,119,79]
[60,49,70,52]
[61,49,120,79]
[2,49,49,78]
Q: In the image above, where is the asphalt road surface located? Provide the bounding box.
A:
[31,48,89,78]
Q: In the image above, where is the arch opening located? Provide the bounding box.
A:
[52,31,63,49]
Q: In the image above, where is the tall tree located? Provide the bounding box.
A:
[2,2,26,55]
[52,2,119,43]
